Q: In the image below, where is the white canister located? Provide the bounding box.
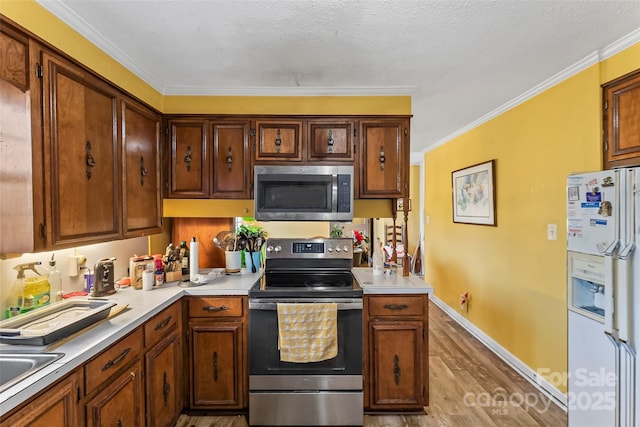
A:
[142,270,155,291]
[225,251,241,274]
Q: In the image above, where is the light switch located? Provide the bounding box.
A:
[547,224,558,241]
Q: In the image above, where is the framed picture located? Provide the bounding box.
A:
[452,160,496,226]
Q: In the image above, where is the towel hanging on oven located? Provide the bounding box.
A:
[276,303,338,363]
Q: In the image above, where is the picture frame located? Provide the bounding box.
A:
[452,159,496,226]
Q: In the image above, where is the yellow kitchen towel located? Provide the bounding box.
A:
[277,302,338,363]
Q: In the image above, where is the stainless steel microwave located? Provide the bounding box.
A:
[254,165,353,221]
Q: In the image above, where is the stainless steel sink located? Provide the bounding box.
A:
[0,352,63,393]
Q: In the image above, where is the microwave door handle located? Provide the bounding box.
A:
[331,174,338,213]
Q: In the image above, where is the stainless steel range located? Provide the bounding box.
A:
[248,237,363,426]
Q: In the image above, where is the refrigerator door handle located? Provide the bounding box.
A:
[616,243,635,343]
[605,332,622,427]
[603,240,619,335]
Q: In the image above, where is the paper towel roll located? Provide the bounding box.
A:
[189,237,199,281]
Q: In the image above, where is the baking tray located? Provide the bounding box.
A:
[0,299,116,345]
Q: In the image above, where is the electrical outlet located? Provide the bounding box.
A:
[547,224,558,241]
[460,292,469,312]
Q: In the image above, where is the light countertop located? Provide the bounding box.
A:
[0,267,432,415]
[352,267,433,294]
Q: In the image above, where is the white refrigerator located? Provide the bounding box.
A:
[567,168,639,427]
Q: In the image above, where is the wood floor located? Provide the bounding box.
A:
[175,301,567,427]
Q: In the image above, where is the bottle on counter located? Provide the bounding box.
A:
[180,241,189,276]
[48,254,63,302]
[372,238,384,275]
[154,256,164,287]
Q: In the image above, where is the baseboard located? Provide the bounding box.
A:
[429,295,568,411]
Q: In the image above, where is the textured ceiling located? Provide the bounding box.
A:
[37,0,640,159]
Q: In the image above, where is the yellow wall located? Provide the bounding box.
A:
[423,44,639,392]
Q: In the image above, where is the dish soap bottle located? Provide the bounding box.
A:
[48,254,63,302]
[372,238,384,275]
[9,262,44,316]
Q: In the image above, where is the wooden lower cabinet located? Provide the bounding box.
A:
[187,296,247,410]
[364,294,429,411]
[85,360,145,427]
[0,370,81,427]
[145,330,183,427]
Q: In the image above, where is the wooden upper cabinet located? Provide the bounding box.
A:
[359,119,409,198]
[212,120,251,198]
[307,119,355,161]
[0,23,28,91]
[122,99,162,237]
[255,119,302,161]
[0,21,47,254]
[41,49,120,247]
[168,119,209,198]
[603,68,640,170]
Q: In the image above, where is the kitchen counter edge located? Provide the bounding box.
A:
[0,271,261,416]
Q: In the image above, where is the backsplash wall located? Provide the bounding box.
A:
[0,237,148,319]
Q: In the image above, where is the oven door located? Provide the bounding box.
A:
[248,298,362,379]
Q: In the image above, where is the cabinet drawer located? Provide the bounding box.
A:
[144,302,180,348]
[188,297,244,318]
[368,295,425,317]
[85,328,143,393]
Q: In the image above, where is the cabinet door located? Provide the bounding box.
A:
[0,372,79,427]
[369,321,425,410]
[0,22,46,254]
[359,120,408,198]
[168,119,209,198]
[189,321,244,409]
[603,69,640,169]
[145,331,183,427]
[255,120,302,161]
[42,50,120,247]
[85,360,144,427]
[122,99,162,237]
[212,120,251,198]
[308,119,355,161]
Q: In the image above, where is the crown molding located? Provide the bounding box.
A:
[418,27,640,157]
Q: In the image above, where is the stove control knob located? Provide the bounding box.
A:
[274,245,282,253]
[343,245,350,252]
[335,246,341,252]
[266,245,274,253]
[327,247,334,252]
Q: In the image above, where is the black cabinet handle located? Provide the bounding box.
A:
[327,128,334,152]
[102,347,131,371]
[275,129,282,152]
[85,140,96,179]
[379,146,385,171]
[140,156,148,186]
[393,355,401,385]
[226,147,233,172]
[154,315,172,331]
[162,371,170,407]
[383,304,408,311]
[184,145,192,171]
[204,305,228,312]
[213,351,218,382]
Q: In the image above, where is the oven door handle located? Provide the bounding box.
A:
[249,300,363,311]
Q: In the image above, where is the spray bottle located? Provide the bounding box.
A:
[49,254,63,302]
[9,262,48,316]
